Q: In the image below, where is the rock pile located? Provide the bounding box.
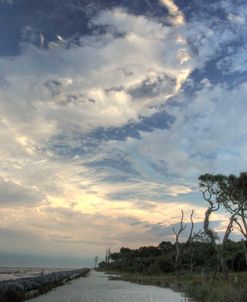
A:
[0,268,90,302]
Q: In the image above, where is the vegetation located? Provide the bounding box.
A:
[99,172,247,302]
[99,239,247,275]
[112,272,247,302]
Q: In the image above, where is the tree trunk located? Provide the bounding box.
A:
[241,239,247,267]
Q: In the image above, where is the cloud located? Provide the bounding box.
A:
[1,0,247,259]
[0,177,44,206]
[0,9,192,138]
[159,0,185,25]
[0,0,14,4]
[217,46,247,74]
[0,7,195,214]
[110,81,247,177]
[179,1,247,74]
[86,75,247,209]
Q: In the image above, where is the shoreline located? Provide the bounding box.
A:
[0,268,90,302]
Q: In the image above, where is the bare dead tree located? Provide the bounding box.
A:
[223,215,235,244]
[185,209,201,272]
[188,210,195,240]
[172,209,200,272]
[173,210,186,271]
[94,256,99,269]
[105,248,111,266]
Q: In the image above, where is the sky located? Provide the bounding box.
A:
[0,0,247,267]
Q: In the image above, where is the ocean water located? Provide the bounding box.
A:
[0,267,68,281]
[29,270,191,302]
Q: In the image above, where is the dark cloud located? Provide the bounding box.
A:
[86,154,140,175]
[0,250,92,268]
[44,79,62,95]
[49,110,174,160]
[146,221,204,239]
[129,74,177,99]
[0,177,44,206]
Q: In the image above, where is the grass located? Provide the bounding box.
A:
[105,270,247,302]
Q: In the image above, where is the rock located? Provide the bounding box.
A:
[0,268,90,302]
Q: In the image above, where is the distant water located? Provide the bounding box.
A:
[29,270,191,302]
[0,267,70,281]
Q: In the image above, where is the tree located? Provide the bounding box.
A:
[199,172,247,240]
[219,173,247,266]
[221,173,247,239]
[158,241,174,256]
[198,173,237,275]
[172,209,199,272]
[172,210,187,271]
[105,248,112,265]
[94,256,99,269]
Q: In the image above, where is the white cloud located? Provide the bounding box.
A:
[106,81,247,188]
[0,9,193,138]
[1,1,247,257]
[180,1,247,71]
[159,0,185,25]
[0,8,195,215]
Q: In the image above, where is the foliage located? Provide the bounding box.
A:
[98,238,247,274]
